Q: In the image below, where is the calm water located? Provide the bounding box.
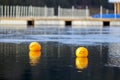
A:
[0,26,120,80]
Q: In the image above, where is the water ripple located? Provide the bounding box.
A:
[0,27,120,45]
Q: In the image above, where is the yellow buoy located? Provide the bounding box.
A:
[76,47,88,57]
[29,42,41,51]
[29,51,41,66]
[75,57,88,70]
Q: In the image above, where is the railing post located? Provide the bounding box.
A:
[4,5,6,17]
[20,6,21,17]
[39,7,41,17]
[15,6,18,18]
[72,6,74,17]
[58,6,61,17]
[17,6,20,18]
[0,5,3,17]
[38,7,40,17]
[114,3,117,19]
[33,6,35,17]
[23,6,25,17]
[21,6,24,17]
[28,5,32,17]
[25,6,27,17]
[10,6,12,17]
[28,6,30,17]
[7,6,9,17]
[35,6,37,17]
[36,7,38,17]
[31,6,33,17]
[13,6,15,18]
[86,5,89,18]
[100,5,103,18]
[44,5,47,17]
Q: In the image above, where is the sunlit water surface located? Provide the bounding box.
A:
[0,26,120,80]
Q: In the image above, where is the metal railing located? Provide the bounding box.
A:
[0,5,90,18]
[0,5,54,18]
[58,6,89,18]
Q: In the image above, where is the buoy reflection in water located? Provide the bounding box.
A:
[75,57,88,70]
[29,51,41,66]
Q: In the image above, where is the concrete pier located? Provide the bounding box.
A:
[0,17,120,28]
[0,5,120,28]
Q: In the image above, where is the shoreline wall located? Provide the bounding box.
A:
[0,18,120,28]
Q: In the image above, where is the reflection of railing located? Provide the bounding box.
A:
[0,5,89,18]
[108,43,120,67]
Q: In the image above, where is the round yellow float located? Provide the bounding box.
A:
[29,42,41,51]
[29,51,41,66]
[76,47,88,57]
[75,57,88,70]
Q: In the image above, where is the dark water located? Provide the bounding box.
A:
[0,26,120,80]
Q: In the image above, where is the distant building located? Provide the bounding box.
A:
[109,0,120,14]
